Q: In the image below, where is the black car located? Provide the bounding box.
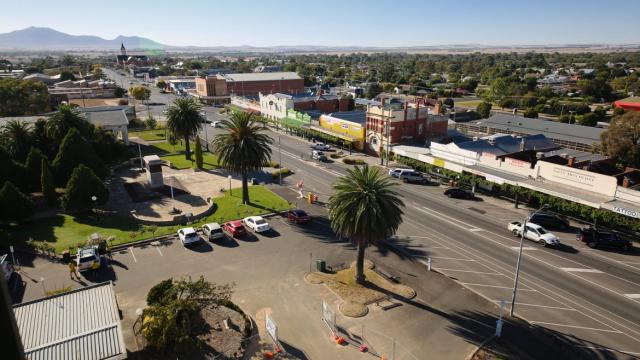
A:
[576,227,633,251]
[529,213,570,230]
[444,187,474,199]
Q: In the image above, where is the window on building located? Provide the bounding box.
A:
[418,123,424,135]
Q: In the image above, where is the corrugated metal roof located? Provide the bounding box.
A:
[218,72,301,82]
[472,113,604,145]
[13,282,126,360]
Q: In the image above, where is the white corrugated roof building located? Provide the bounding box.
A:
[217,72,301,82]
[13,281,126,360]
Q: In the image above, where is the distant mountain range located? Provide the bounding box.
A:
[1,27,639,54]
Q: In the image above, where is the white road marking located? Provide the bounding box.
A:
[437,268,503,276]
[499,301,575,311]
[468,228,484,232]
[430,256,476,262]
[529,321,622,333]
[625,294,640,299]
[575,345,640,356]
[155,246,163,257]
[128,247,137,263]
[510,246,538,251]
[461,283,536,291]
[561,268,604,273]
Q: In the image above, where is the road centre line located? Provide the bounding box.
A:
[415,204,640,297]
[128,247,137,263]
[529,321,622,333]
[625,294,640,299]
[436,268,503,276]
[561,267,604,273]
[403,218,639,342]
[468,228,484,232]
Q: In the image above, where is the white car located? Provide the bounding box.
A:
[76,246,101,272]
[202,223,224,240]
[388,168,415,178]
[211,121,222,128]
[178,227,201,246]
[242,216,270,233]
[507,221,560,247]
[311,143,330,151]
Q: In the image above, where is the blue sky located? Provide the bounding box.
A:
[2,0,639,47]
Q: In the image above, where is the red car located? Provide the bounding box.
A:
[223,220,246,237]
[287,209,311,224]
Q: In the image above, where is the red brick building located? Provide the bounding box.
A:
[222,72,304,96]
[365,98,448,156]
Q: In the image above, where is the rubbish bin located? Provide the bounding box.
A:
[316,259,326,272]
[61,250,71,264]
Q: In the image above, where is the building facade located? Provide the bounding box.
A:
[221,72,304,96]
[318,111,366,150]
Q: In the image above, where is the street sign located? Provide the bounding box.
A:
[266,314,278,344]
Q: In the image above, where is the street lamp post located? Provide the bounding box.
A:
[510,204,549,317]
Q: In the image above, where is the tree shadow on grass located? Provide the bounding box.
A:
[5,215,65,256]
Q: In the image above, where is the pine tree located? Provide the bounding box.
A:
[0,181,34,223]
[41,158,57,206]
[62,165,109,213]
[25,147,46,192]
[52,128,105,186]
[194,137,203,169]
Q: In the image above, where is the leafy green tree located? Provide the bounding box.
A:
[578,79,613,101]
[476,102,492,118]
[145,116,157,130]
[580,112,599,127]
[59,71,76,81]
[41,158,56,206]
[194,137,203,169]
[46,105,94,144]
[61,164,108,213]
[156,80,166,90]
[25,147,46,192]
[0,181,34,224]
[114,86,125,98]
[129,86,151,103]
[141,277,234,352]
[166,98,203,161]
[0,78,50,116]
[601,111,640,168]
[327,165,404,284]
[443,98,454,108]
[523,108,538,118]
[365,83,383,99]
[212,112,273,204]
[52,128,105,186]
[1,120,32,162]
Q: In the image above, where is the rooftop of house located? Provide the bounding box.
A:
[323,110,367,124]
[217,72,301,82]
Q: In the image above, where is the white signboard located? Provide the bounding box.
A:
[266,314,278,343]
[613,206,639,218]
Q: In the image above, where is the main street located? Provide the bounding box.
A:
[210,125,640,358]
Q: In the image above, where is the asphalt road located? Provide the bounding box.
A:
[206,126,640,358]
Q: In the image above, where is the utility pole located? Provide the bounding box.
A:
[278,135,283,186]
[385,115,391,168]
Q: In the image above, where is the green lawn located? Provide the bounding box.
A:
[7,186,292,253]
[140,140,219,170]
[130,129,167,141]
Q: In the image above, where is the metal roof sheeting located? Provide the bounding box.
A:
[13,282,126,360]
[218,72,301,82]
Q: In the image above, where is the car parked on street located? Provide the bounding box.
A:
[508,221,561,247]
[243,216,271,233]
[223,220,247,238]
[311,150,327,162]
[178,227,201,246]
[311,143,331,151]
[444,187,474,199]
[76,246,101,272]
[202,223,224,241]
[529,212,570,230]
[287,209,311,224]
[400,172,429,184]
[576,227,633,251]
[388,168,415,178]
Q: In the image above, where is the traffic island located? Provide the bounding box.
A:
[305,260,416,318]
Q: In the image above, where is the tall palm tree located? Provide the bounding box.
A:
[46,104,93,144]
[1,120,32,162]
[211,111,272,204]
[165,98,203,161]
[328,165,404,285]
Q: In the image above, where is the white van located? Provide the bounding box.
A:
[388,168,415,178]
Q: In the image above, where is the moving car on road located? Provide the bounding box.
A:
[287,209,311,224]
[223,220,247,238]
[508,221,560,247]
[400,172,429,184]
[388,168,415,178]
[576,227,633,251]
[202,223,224,241]
[312,150,327,162]
[311,143,331,151]
[76,246,101,272]
[178,227,201,246]
[243,216,271,233]
[444,187,474,199]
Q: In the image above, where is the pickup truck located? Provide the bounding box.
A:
[508,221,560,247]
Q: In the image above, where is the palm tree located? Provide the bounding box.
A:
[46,105,93,144]
[328,165,404,285]
[1,120,32,162]
[165,98,203,161]
[211,111,272,204]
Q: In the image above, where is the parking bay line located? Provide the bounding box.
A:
[529,321,622,333]
[128,247,137,263]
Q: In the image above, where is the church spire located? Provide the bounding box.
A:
[120,42,126,56]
